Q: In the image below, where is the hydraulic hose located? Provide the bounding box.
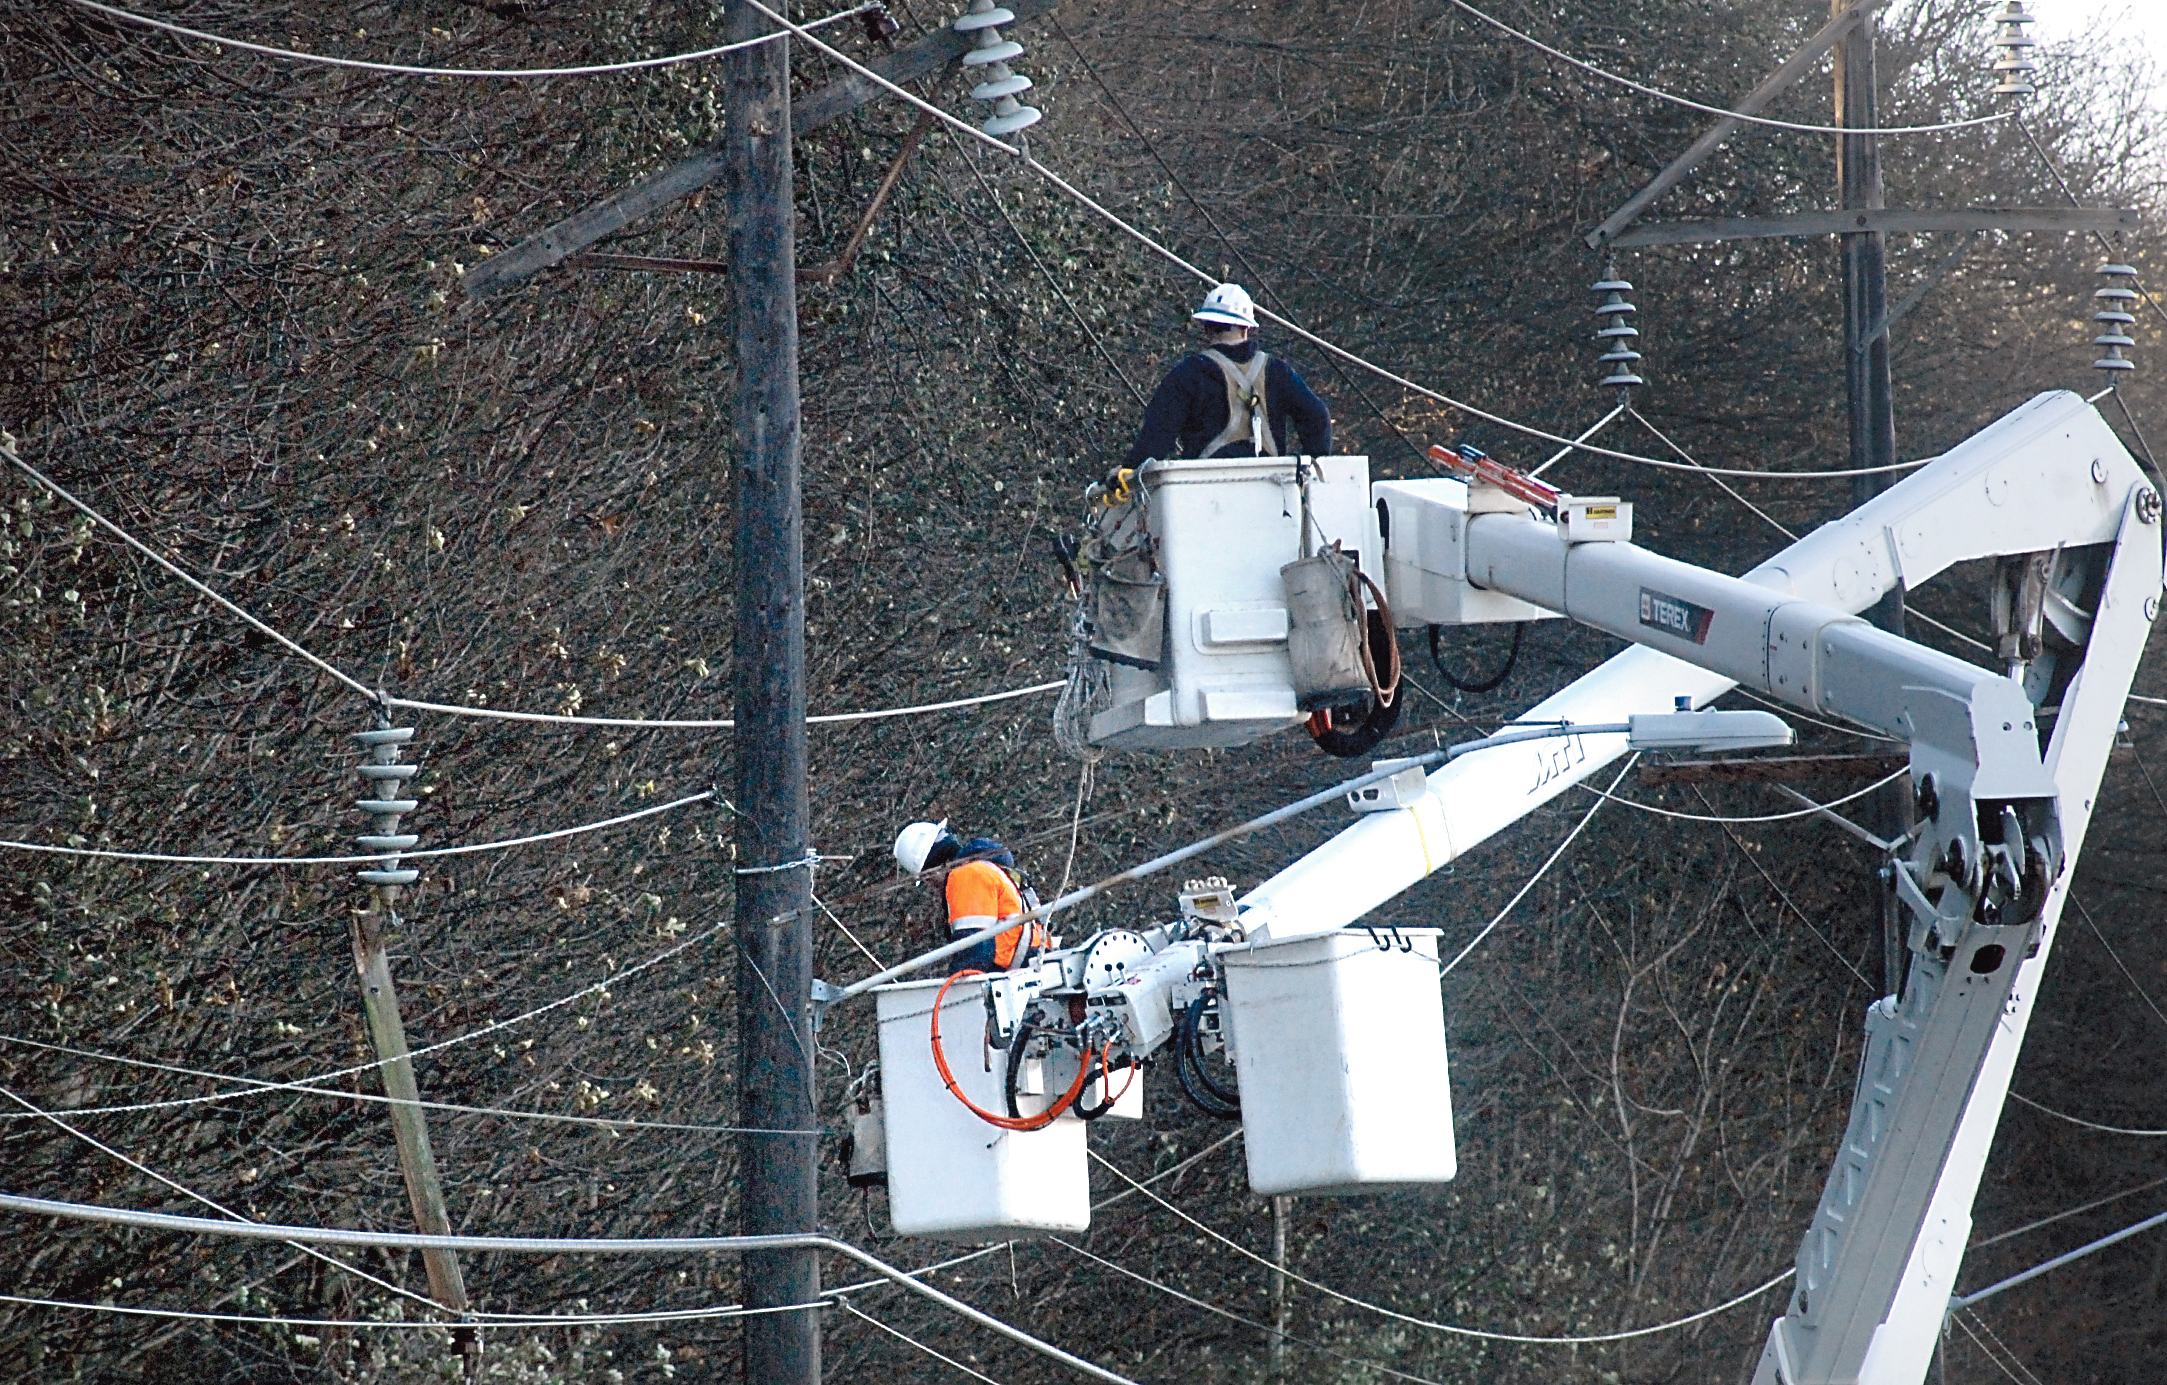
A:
[1073,1050,1141,1122]
[1174,996,1241,1120]
[931,971,1094,1131]
[1429,620,1524,694]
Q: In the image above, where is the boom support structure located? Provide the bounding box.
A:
[1239,390,2157,1384]
[839,393,2155,1385]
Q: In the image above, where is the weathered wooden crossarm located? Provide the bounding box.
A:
[1608,205,2141,248]
[460,0,1061,298]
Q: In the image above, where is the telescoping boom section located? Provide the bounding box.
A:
[858,392,2155,1385]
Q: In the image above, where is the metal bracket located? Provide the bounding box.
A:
[809,978,846,1033]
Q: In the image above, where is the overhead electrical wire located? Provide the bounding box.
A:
[2069,895,2167,1032]
[1086,1150,1793,1344]
[1690,782,1876,989]
[0,1291,784,1331]
[0,1195,1142,1385]
[1622,407,1798,541]
[0,789,715,866]
[823,1130,1245,1301]
[1443,0,2010,136]
[0,918,755,1122]
[58,0,877,79]
[1575,767,1907,823]
[2008,1092,2167,1137]
[3,440,373,697]
[832,1297,1008,1385]
[730,0,1934,482]
[1951,1312,2046,1385]
[0,1084,450,1320]
[1972,1174,2167,1252]
[0,1035,768,1136]
[382,680,1064,728]
[1050,10,1438,471]
[4,436,1061,728]
[1439,755,1633,978]
[1050,1237,1453,1385]
[1952,1203,2167,1310]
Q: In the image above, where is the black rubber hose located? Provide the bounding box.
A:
[1002,1019,1039,1121]
[1307,688,1401,759]
[1182,997,1241,1107]
[1174,1034,1238,1120]
[1429,620,1524,694]
[1073,1055,1136,1122]
[1174,997,1240,1120]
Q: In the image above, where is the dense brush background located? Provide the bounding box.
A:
[2,0,2164,1379]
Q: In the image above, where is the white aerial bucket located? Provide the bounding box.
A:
[874,976,1090,1238]
[1221,928,1457,1196]
[1087,454,1377,751]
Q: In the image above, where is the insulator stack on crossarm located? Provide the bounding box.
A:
[1990,1,2038,98]
[2094,264,2140,376]
[355,725,420,889]
[954,0,1042,137]
[1592,268,1643,394]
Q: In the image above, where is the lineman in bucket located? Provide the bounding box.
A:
[1122,282,1333,466]
[893,819,1049,973]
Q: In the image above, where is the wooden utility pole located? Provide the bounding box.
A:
[1833,4,1911,994]
[722,0,820,1380]
[352,724,476,1371]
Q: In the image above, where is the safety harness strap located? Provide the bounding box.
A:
[1198,349,1274,458]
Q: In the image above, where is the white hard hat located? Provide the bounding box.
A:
[893,819,951,876]
[1192,282,1258,329]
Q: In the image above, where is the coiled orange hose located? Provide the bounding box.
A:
[930,969,1096,1131]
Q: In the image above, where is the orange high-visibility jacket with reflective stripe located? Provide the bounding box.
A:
[947,859,1048,968]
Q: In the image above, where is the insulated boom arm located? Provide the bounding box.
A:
[1238,390,2158,1385]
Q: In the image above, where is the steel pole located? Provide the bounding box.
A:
[723,0,819,1377]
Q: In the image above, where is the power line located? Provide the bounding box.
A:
[1051,11,1437,471]
[1622,407,1798,541]
[0,1291,784,1331]
[2008,1092,2167,1137]
[832,1297,1008,1385]
[381,680,1064,729]
[946,133,1147,409]
[1049,1237,1453,1385]
[729,0,1936,483]
[2069,895,2167,1032]
[0,1084,448,1319]
[0,1195,1142,1385]
[10,433,1064,729]
[1906,605,1995,655]
[1086,1150,1794,1344]
[60,0,876,79]
[1691,782,1877,989]
[1444,0,2011,136]
[1440,755,1633,977]
[3,436,372,697]
[0,789,715,866]
[1575,767,1907,823]
[824,1130,1245,1299]
[0,1035,782,1136]
[1952,1203,2167,1309]
[1951,1311,2047,1385]
[0,918,742,1121]
[1971,1174,2167,1252]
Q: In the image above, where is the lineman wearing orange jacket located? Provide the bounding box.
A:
[893,819,1049,972]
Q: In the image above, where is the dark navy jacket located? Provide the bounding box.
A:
[1122,338,1332,468]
